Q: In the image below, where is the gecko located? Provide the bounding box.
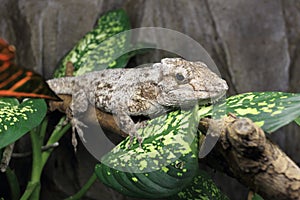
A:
[47,58,228,146]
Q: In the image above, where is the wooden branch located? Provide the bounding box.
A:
[200,115,300,200]
[48,94,127,137]
[49,96,300,200]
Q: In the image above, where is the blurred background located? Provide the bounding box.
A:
[0,0,299,199]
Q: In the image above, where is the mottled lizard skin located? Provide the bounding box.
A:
[47,58,228,144]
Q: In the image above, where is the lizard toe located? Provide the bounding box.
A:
[71,118,87,143]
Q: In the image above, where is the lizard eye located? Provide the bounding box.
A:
[175,73,185,82]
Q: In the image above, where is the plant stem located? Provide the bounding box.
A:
[21,119,70,200]
[20,128,43,200]
[19,116,71,200]
[39,117,49,139]
[19,182,39,200]
[64,172,98,200]
[41,117,71,168]
[5,168,20,200]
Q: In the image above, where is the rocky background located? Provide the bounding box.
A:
[0,0,300,199]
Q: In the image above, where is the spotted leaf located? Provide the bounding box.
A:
[0,98,47,149]
[252,193,264,200]
[54,9,132,78]
[172,170,229,200]
[95,106,200,198]
[219,92,300,132]
[96,92,300,198]
[294,117,300,126]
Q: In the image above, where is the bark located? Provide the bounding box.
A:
[49,95,300,200]
[200,115,300,200]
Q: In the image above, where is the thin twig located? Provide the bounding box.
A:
[11,142,59,158]
[0,143,15,172]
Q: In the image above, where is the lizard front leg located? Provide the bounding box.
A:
[113,109,144,148]
[69,89,89,149]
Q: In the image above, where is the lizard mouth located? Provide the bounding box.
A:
[208,90,227,103]
[163,88,227,107]
[189,78,228,96]
[193,90,226,104]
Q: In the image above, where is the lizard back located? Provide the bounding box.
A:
[47,58,228,117]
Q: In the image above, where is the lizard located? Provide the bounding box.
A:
[47,58,228,147]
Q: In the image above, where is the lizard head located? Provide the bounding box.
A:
[156,58,228,107]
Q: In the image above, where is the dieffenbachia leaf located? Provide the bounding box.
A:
[95,92,300,199]
[205,92,300,133]
[0,98,47,149]
[171,170,229,200]
[54,9,131,78]
[252,193,264,200]
[294,117,300,126]
[95,106,201,198]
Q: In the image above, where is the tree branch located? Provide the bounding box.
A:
[199,114,300,200]
[49,95,300,200]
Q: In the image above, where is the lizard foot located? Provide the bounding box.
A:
[71,118,87,151]
[127,122,147,149]
[113,109,147,149]
[128,134,144,149]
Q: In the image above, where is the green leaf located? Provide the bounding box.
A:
[54,9,131,78]
[95,106,201,198]
[0,98,47,149]
[294,117,300,126]
[252,193,264,200]
[96,92,300,198]
[171,170,229,200]
[214,92,300,133]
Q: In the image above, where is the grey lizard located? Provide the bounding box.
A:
[47,58,228,146]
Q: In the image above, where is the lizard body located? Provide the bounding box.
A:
[47,58,228,144]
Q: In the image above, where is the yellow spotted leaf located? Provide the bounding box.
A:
[295,117,300,126]
[214,92,300,133]
[54,9,131,78]
[95,106,200,198]
[172,170,229,200]
[0,98,47,149]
